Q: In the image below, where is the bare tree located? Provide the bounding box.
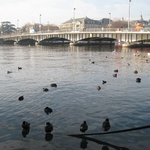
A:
[111,20,128,28]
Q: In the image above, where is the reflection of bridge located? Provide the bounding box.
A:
[0,31,150,45]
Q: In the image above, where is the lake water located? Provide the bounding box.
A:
[0,44,150,150]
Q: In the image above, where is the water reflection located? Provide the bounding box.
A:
[70,45,115,52]
[80,139,88,149]
[22,129,30,138]
[102,146,109,150]
[45,133,53,141]
[70,135,129,150]
[21,121,30,138]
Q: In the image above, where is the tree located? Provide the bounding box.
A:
[0,21,17,35]
[21,23,33,33]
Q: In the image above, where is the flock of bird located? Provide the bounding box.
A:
[21,118,110,138]
[14,65,111,138]
[19,76,111,139]
[79,118,111,135]
[21,102,55,139]
[7,52,149,140]
[79,52,149,135]
[97,67,141,91]
[19,82,57,138]
[8,66,57,139]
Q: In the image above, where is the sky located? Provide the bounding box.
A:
[0,0,149,27]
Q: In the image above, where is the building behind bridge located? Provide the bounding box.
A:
[59,17,110,32]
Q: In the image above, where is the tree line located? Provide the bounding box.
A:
[0,21,59,35]
[0,20,133,35]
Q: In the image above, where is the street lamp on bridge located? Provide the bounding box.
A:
[39,14,42,32]
[47,21,50,32]
[109,13,111,31]
[17,20,19,33]
[17,20,19,29]
[128,0,131,31]
[73,8,76,31]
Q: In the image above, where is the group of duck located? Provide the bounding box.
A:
[13,67,57,139]
[43,83,57,92]
[20,90,56,138]
[7,67,22,74]
[21,117,110,139]
[21,121,53,132]
[21,106,54,139]
[19,75,110,139]
[21,119,53,140]
[80,118,110,134]
[97,68,141,91]
[11,58,142,139]
[18,83,57,101]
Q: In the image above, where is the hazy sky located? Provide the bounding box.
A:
[0,0,149,27]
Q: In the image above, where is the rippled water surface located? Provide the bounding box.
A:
[0,45,150,150]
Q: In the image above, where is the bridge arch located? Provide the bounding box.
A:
[78,37,116,42]
[4,39,16,45]
[72,37,117,45]
[18,38,38,45]
[39,37,70,45]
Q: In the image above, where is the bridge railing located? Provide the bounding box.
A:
[0,28,150,38]
[52,27,150,32]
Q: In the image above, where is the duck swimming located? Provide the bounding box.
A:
[134,70,138,74]
[43,88,49,92]
[102,80,107,84]
[97,86,101,91]
[18,96,24,101]
[114,69,118,73]
[22,121,30,130]
[102,118,110,131]
[7,71,12,74]
[113,74,117,77]
[45,122,53,133]
[44,107,53,114]
[80,121,88,134]
[136,78,141,83]
[50,83,57,87]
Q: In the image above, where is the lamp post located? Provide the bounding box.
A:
[109,13,111,31]
[17,20,19,33]
[17,20,19,29]
[47,21,50,32]
[128,0,131,31]
[73,8,76,31]
[39,14,42,32]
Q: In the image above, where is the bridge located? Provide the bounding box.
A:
[0,30,150,46]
